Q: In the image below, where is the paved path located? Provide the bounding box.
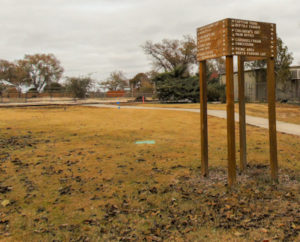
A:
[86,104,300,137]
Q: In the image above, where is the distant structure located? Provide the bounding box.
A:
[0,80,18,97]
[106,90,126,97]
[290,66,300,100]
[219,66,300,102]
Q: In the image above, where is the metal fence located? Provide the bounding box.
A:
[0,91,155,104]
[1,88,299,105]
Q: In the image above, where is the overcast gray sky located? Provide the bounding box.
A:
[0,0,299,81]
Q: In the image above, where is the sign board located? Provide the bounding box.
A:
[197,18,276,61]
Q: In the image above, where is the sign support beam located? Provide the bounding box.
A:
[226,56,236,186]
[199,61,208,177]
[267,57,278,182]
[238,56,247,171]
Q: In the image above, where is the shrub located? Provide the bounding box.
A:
[65,77,93,99]
[207,81,226,103]
[27,87,38,98]
[153,65,225,103]
[153,66,199,103]
[44,82,65,93]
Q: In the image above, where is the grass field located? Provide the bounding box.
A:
[135,103,300,125]
[0,106,299,241]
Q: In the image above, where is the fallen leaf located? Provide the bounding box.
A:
[1,200,10,207]
[234,231,243,237]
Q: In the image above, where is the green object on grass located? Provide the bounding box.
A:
[135,140,156,144]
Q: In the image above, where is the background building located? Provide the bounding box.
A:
[220,66,300,102]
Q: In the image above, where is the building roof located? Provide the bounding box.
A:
[290,65,300,70]
[220,65,300,76]
[0,80,15,86]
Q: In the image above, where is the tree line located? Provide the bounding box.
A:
[0,35,293,101]
[0,54,94,98]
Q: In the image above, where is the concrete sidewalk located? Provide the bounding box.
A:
[85,104,300,137]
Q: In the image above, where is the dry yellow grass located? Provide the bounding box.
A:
[0,106,299,241]
[136,102,300,124]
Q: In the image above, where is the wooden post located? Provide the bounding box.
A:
[199,61,208,177]
[267,57,278,182]
[238,56,247,171]
[226,56,236,186]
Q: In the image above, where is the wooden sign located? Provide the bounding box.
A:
[197,18,276,61]
[197,18,278,186]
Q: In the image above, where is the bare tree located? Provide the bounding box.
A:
[19,53,64,92]
[101,71,128,91]
[142,35,197,72]
[0,59,28,91]
[65,76,93,98]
